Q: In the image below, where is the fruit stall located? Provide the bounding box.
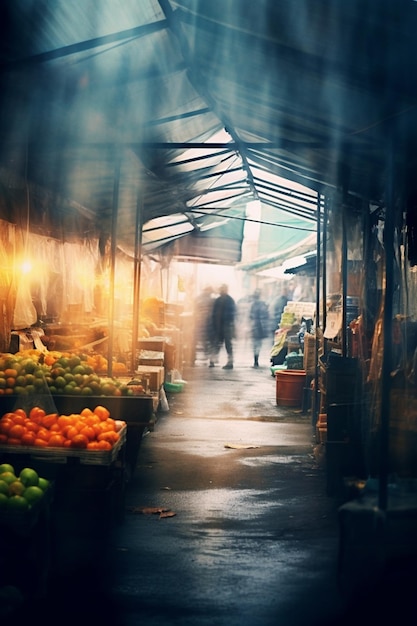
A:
[0,402,128,602]
[0,348,155,471]
[0,344,158,605]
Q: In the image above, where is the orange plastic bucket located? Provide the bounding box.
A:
[275,369,306,407]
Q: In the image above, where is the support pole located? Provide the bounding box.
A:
[107,155,121,378]
[313,190,322,425]
[379,147,395,512]
[341,202,348,358]
[130,197,144,373]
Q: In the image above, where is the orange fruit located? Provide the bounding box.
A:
[79,425,95,441]
[75,420,87,433]
[36,427,50,442]
[80,408,94,418]
[21,432,36,446]
[13,408,27,419]
[98,431,119,444]
[0,434,7,444]
[93,405,110,421]
[104,419,116,432]
[85,414,100,426]
[9,424,25,440]
[34,438,48,447]
[29,407,46,421]
[6,377,15,388]
[1,412,15,420]
[4,368,18,378]
[47,434,65,447]
[41,413,58,429]
[25,420,40,433]
[97,440,112,450]
[7,438,22,446]
[70,434,88,449]
[57,415,74,430]
[64,425,79,440]
[0,418,13,434]
[10,414,26,426]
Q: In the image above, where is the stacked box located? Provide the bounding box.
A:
[136,365,165,391]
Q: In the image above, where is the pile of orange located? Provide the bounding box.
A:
[0,405,121,450]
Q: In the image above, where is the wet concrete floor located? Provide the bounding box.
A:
[104,343,349,626]
[14,341,416,626]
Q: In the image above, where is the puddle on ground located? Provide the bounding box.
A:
[239,455,304,467]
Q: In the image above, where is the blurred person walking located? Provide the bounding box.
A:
[269,284,289,339]
[210,284,236,370]
[193,285,214,363]
[249,289,269,368]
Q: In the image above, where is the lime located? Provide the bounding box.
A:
[0,493,9,508]
[9,480,25,496]
[8,495,29,511]
[69,356,81,369]
[19,467,39,487]
[13,386,27,395]
[55,376,66,388]
[74,373,84,386]
[38,477,50,491]
[0,480,9,495]
[23,486,44,505]
[0,463,15,475]
[0,472,18,485]
[24,360,36,373]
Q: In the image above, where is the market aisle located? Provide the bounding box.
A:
[105,343,348,626]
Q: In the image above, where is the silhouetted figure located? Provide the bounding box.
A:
[210,284,236,369]
[193,286,214,362]
[269,285,289,339]
[249,289,269,367]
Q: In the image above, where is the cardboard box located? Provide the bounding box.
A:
[138,350,164,366]
[137,337,166,352]
[136,365,165,391]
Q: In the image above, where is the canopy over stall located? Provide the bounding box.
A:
[1,0,416,255]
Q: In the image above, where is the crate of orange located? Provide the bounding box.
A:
[0,405,127,466]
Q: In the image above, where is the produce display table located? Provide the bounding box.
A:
[0,393,155,477]
[0,428,127,582]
